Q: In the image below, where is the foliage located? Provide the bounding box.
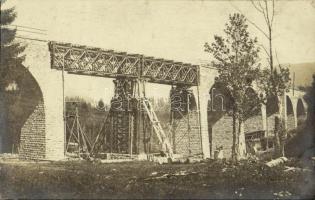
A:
[65,96,172,145]
[0,1,26,90]
[0,0,31,153]
[204,13,261,159]
[257,65,291,103]
[205,13,261,121]
[250,0,291,157]
[285,74,315,157]
[304,74,315,123]
[148,97,170,127]
[256,65,290,157]
[65,96,109,142]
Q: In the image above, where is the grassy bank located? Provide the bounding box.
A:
[0,159,314,199]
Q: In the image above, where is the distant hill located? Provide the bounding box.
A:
[199,60,315,88]
[285,62,315,88]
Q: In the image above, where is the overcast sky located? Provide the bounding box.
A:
[4,0,315,103]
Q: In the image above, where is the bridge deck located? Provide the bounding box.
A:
[48,41,199,86]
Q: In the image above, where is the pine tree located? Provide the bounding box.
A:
[0,0,25,90]
[0,0,26,153]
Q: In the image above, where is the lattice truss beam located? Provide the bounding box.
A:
[48,41,199,86]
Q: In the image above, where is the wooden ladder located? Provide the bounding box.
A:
[142,98,173,158]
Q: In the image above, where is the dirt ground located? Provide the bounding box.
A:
[0,157,314,199]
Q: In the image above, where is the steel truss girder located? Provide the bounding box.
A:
[48,41,199,86]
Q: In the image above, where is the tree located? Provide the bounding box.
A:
[257,65,290,156]
[0,0,25,90]
[301,74,315,155]
[205,13,261,160]
[251,0,275,71]
[284,74,315,158]
[250,0,291,157]
[0,0,27,152]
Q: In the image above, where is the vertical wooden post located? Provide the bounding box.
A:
[62,60,67,155]
[110,115,113,153]
[130,113,133,156]
[187,90,191,156]
[137,80,141,154]
[196,84,204,157]
[76,107,81,158]
[150,120,153,153]
[171,111,175,153]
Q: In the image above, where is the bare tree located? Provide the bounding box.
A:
[252,0,292,157]
[231,1,275,70]
[231,1,291,157]
[251,0,275,71]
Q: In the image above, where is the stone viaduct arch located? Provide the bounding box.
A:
[16,39,205,160]
[0,64,45,156]
[204,69,307,158]
[18,39,65,160]
[207,83,266,158]
[283,90,307,131]
[286,95,296,131]
[297,98,307,126]
[207,80,233,157]
[10,39,307,160]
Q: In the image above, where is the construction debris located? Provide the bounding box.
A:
[273,191,292,198]
[266,157,288,167]
[152,157,169,165]
[145,170,198,181]
[0,153,18,160]
[283,166,312,173]
[100,159,134,163]
[150,172,158,176]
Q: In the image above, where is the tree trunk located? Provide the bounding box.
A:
[274,115,281,157]
[274,96,283,157]
[232,112,237,161]
[277,116,286,157]
[236,119,246,160]
[280,141,285,157]
[269,27,273,72]
[274,95,286,157]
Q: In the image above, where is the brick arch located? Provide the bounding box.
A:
[207,82,233,158]
[207,84,266,158]
[296,98,307,126]
[0,64,45,155]
[208,82,233,113]
[16,65,46,159]
[286,95,296,131]
[242,87,265,154]
[266,95,279,133]
[243,87,263,134]
[18,39,65,160]
[170,85,202,156]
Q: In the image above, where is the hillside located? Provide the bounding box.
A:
[286,62,315,87]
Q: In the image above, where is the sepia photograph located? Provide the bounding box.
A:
[0,0,314,199]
